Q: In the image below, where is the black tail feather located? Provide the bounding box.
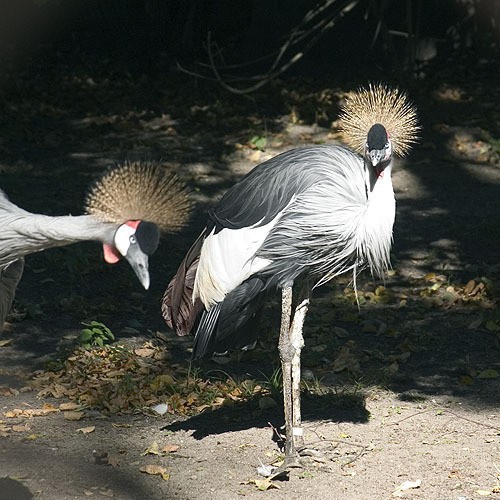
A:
[161,232,205,336]
[191,277,268,359]
[192,303,222,359]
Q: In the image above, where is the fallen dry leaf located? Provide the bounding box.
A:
[77,426,96,434]
[160,444,180,454]
[0,339,12,347]
[392,479,422,497]
[135,347,156,357]
[332,341,360,373]
[25,434,41,440]
[11,424,31,432]
[60,402,82,411]
[29,341,258,416]
[140,464,170,480]
[0,387,19,396]
[258,396,277,410]
[248,478,281,491]
[142,441,160,456]
[468,316,483,329]
[4,405,58,418]
[248,150,261,162]
[459,375,474,386]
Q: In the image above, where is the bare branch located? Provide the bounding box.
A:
[177,0,361,94]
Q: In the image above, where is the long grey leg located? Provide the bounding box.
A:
[289,298,309,451]
[278,285,310,460]
[278,286,294,458]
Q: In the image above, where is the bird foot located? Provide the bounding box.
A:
[257,445,331,481]
[264,455,304,478]
[297,447,329,464]
[282,454,305,469]
[268,449,329,477]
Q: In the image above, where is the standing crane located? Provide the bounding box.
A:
[0,161,191,333]
[162,84,419,462]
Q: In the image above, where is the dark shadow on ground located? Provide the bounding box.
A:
[0,439,177,500]
[0,477,33,500]
[162,392,369,440]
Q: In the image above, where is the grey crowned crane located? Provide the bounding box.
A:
[162,84,419,462]
[0,161,191,333]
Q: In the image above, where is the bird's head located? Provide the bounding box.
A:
[85,160,192,290]
[365,123,392,176]
[103,220,160,290]
[339,84,420,169]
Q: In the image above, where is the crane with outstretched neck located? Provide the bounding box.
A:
[0,161,191,332]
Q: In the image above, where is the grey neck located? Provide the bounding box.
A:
[0,213,117,267]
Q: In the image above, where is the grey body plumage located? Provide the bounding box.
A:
[163,142,395,356]
[253,145,394,287]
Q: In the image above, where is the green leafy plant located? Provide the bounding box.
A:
[249,134,267,151]
[79,321,115,349]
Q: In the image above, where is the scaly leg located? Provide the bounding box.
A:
[289,298,309,451]
[278,285,310,462]
[278,286,295,459]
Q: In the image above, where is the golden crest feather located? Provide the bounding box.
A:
[338,83,420,157]
[85,160,192,233]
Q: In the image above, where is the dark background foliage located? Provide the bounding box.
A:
[1,0,499,82]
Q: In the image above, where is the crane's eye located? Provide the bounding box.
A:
[385,142,390,149]
[130,235,137,244]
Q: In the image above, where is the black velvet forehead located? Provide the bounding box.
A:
[136,221,160,255]
[367,123,388,151]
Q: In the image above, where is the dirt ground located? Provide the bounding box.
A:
[0,47,499,500]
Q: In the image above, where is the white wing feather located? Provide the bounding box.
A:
[193,218,279,307]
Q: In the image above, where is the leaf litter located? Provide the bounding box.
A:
[30,341,269,415]
[23,271,499,424]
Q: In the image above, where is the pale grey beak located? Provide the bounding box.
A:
[369,149,385,166]
[124,244,150,290]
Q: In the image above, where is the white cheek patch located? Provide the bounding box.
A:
[385,140,393,160]
[114,224,135,256]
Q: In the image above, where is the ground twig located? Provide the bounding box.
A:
[393,407,500,432]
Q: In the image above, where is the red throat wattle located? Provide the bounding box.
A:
[103,243,121,264]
